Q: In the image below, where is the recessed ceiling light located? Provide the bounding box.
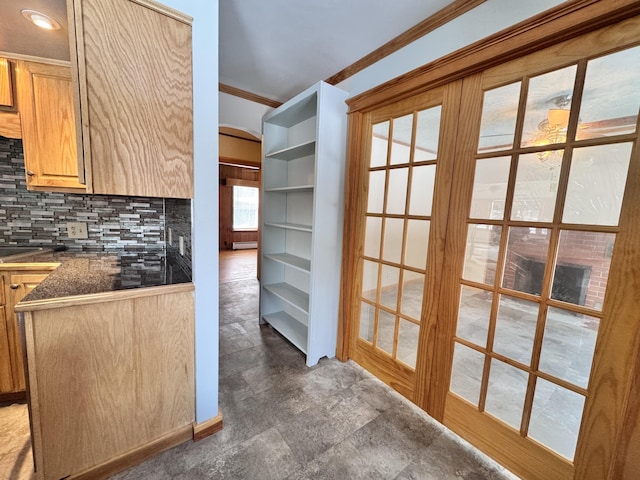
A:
[21,9,62,31]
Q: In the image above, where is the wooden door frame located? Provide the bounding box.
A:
[338,2,640,479]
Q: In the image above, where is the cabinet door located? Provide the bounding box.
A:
[0,58,22,140]
[0,273,14,394]
[0,58,13,107]
[0,305,13,393]
[70,0,194,198]
[6,273,50,392]
[15,61,85,192]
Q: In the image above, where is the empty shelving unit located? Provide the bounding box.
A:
[259,81,348,366]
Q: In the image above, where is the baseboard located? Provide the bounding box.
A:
[232,241,257,250]
[193,411,224,441]
[67,424,193,480]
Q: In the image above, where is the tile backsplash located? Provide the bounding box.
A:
[0,137,186,255]
[165,197,192,277]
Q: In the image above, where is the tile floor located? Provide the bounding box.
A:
[0,401,33,480]
[0,249,520,479]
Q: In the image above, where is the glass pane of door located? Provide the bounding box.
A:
[357,103,442,372]
[577,45,640,140]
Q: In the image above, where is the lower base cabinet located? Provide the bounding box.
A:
[17,284,195,480]
[0,267,55,401]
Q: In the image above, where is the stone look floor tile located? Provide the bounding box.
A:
[111,459,174,480]
[275,394,381,463]
[219,332,256,356]
[346,410,441,478]
[252,380,327,426]
[0,403,34,480]
[219,344,272,379]
[242,362,309,395]
[395,429,519,480]
[194,427,300,480]
[347,374,410,415]
[210,394,278,452]
[286,437,388,480]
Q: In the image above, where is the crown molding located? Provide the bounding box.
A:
[219,83,282,108]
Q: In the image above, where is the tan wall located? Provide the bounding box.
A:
[219,133,261,166]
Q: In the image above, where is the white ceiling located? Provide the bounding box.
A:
[219,0,457,103]
[0,0,69,61]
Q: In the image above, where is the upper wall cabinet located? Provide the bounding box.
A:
[15,61,85,192]
[0,59,14,108]
[0,59,21,140]
[68,0,194,198]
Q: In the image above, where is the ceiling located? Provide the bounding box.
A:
[219,0,457,103]
[0,0,69,61]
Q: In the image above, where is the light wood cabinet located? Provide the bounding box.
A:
[0,277,12,391]
[3,1,194,197]
[0,58,21,140]
[0,268,53,400]
[0,306,15,392]
[0,58,14,107]
[260,81,348,366]
[18,284,195,480]
[15,61,85,192]
[68,0,194,198]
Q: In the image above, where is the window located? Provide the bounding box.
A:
[233,185,259,230]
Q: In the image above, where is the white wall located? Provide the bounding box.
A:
[219,92,273,138]
[160,0,219,423]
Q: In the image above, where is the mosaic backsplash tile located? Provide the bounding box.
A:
[0,136,166,252]
[165,197,193,276]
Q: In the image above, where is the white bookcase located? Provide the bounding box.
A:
[260,81,348,366]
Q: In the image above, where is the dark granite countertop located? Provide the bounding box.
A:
[2,250,192,303]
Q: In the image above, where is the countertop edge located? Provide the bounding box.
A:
[16,282,195,313]
[0,262,61,271]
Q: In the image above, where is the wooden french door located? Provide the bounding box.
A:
[347,82,462,400]
[342,14,640,480]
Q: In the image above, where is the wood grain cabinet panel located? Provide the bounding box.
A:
[0,58,21,139]
[0,58,13,107]
[0,306,13,393]
[15,61,85,192]
[7,273,50,392]
[20,285,195,480]
[0,270,51,399]
[0,112,21,140]
[69,0,194,198]
[0,274,11,394]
